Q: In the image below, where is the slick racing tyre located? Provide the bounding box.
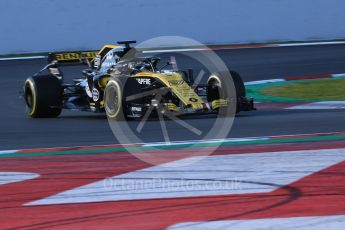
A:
[230,70,246,98]
[104,76,141,120]
[207,71,244,113]
[24,75,62,118]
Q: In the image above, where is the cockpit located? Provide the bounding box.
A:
[107,57,161,75]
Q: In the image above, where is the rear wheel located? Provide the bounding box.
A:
[24,75,62,118]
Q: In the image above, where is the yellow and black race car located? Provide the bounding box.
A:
[23,41,255,119]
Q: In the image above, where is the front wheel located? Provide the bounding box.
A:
[207,71,244,113]
[104,78,125,120]
[104,77,142,120]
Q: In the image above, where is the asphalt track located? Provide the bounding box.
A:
[1,44,345,150]
[1,44,345,230]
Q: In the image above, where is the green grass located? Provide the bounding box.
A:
[261,78,345,101]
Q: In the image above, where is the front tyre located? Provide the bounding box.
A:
[207,71,244,113]
[104,77,143,120]
[24,75,62,118]
[104,78,125,120]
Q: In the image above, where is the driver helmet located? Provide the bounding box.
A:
[112,46,126,58]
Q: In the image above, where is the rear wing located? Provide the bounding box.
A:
[42,46,119,81]
[47,51,99,65]
[47,45,120,66]
[35,51,98,81]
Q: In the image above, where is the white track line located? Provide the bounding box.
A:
[167,215,345,230]
[26,148,345,205]
[0,150,18,155]
[287,101,345,110]
[0,172,39,185]
[1,131,344,155]
[143,41,345,54]
[278,41,345,47]
[244,79,285,86]
[143,137,268,147]
[0,56,46,61]
[2,41,345,61]
[331,73,345,78]
[245,73,345,87]
[143,48,208,53]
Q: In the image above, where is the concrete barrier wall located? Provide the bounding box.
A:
[0,0,345,54]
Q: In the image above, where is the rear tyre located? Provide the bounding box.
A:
[24,75,62,118]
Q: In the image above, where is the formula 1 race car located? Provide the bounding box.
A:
[23,41,255,119]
